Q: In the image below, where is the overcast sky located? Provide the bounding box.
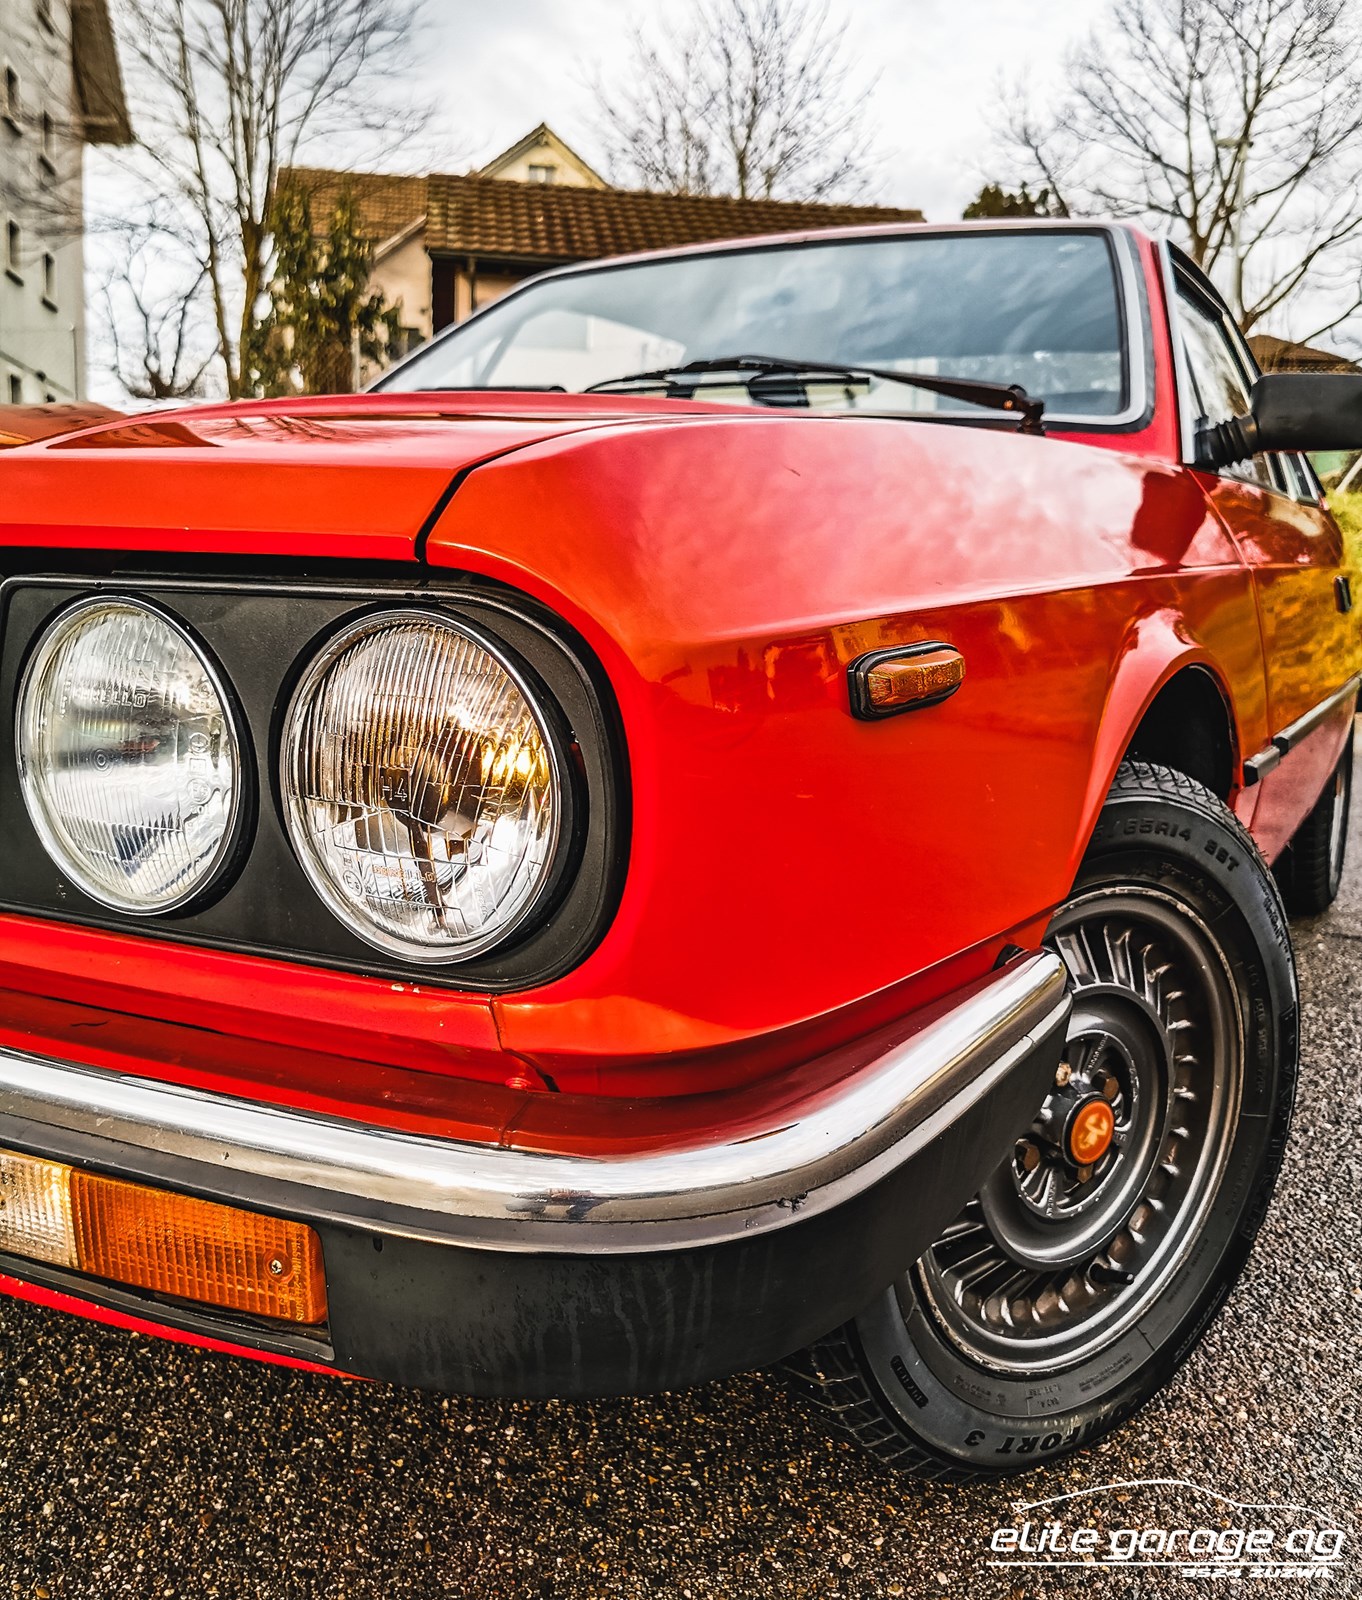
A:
[86,1,1359,400]
[82,1,1098,400]
[406,0,1088,219]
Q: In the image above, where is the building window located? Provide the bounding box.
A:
[40,110,55,169]
[5,219,21,278]
[7,374,21,405]
[3,66,22,130]
[42,251,56,306]
[394,325,426,359]
[527,163,557,184]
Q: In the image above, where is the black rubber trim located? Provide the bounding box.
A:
[1270,674,1361,755]
[412,463,476,565]
[0,1249,335,1364]
[0,572,631,992]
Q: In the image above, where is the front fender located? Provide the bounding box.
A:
[1069,612,1262,880]
[424,416,1266,1089]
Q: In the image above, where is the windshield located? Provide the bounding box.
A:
[379,229,1128,419]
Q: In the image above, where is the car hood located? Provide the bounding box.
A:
[0,392,731,563]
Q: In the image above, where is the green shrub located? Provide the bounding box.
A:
[1328,491,1362,547]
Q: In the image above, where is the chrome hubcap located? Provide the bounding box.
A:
[915,889,1242,1372]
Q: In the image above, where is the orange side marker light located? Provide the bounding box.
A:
[849,643,965,719]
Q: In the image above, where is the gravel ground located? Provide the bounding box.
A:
[1,793,1360,1598]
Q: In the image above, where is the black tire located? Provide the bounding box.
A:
[1276,730,1353,916]
[787,761,1298,1480]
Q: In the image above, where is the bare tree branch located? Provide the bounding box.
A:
[98,224,217,401]
[998,0,1362,340]
[102,0,430,398]
[592,0,880,202]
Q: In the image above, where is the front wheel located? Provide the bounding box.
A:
[788,762,1298,1480]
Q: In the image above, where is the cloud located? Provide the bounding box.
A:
[411,0,1087,217]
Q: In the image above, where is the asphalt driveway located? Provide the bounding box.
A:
[1,786,1359,1598]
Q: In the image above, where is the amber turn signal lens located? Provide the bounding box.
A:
[865,647,966,711]
[0,1147,326,1325]
[70,1172,327,1325]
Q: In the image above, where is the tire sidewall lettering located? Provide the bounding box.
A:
[844,768,1297,1475]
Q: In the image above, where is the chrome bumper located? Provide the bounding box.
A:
[0,952,1068,1254]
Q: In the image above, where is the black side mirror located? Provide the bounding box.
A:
[1197,372,1362,470]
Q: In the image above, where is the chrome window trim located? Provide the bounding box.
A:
[1159,239,1201,466]
[1218,295,1318,505]
[1163,242,1319,504]
[1166,251,1273,485]
[375,223,1154,434]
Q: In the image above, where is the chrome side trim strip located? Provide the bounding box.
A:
[1242,675,1360,786]
[1242,744,1281,786]
[0,952,1068,1255]
[1271,674,1361,756]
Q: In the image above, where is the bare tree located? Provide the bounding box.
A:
[594,0,879,202]
[98,223,217,400]
[108,0,428,398]
[1000,0,1362,340]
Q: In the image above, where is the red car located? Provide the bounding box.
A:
[0,220,1358,1480]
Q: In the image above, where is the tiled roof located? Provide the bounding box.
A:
[1248,332,1359,374]
[284,169,430,245]
[283,167,923,262]
[425,174,923,260]
[72,0,132,144]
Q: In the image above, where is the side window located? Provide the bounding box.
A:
[1175,285,1274,488]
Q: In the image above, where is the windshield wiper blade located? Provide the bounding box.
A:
[585,354,1045,433]
[414,384,568,393]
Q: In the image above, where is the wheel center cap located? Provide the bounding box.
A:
[1066,1096,1116,1165]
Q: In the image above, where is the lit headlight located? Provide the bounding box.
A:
[281,610,563,962]
[16,598,243,914]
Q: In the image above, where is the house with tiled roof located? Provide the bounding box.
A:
[479,122,608,189]
[1247,333,1359,375]
[282,124,923,372]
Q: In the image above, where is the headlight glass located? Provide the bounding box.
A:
[16,598,243,914]
[281,610,563,962]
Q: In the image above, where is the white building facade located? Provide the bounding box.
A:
[0,0,129,404]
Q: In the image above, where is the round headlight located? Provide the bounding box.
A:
[281,610,564,963]
[17,598,243,914]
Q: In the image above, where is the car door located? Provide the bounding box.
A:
[1170,259,1357,858]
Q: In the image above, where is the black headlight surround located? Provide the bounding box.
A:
[0,573,627,991]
